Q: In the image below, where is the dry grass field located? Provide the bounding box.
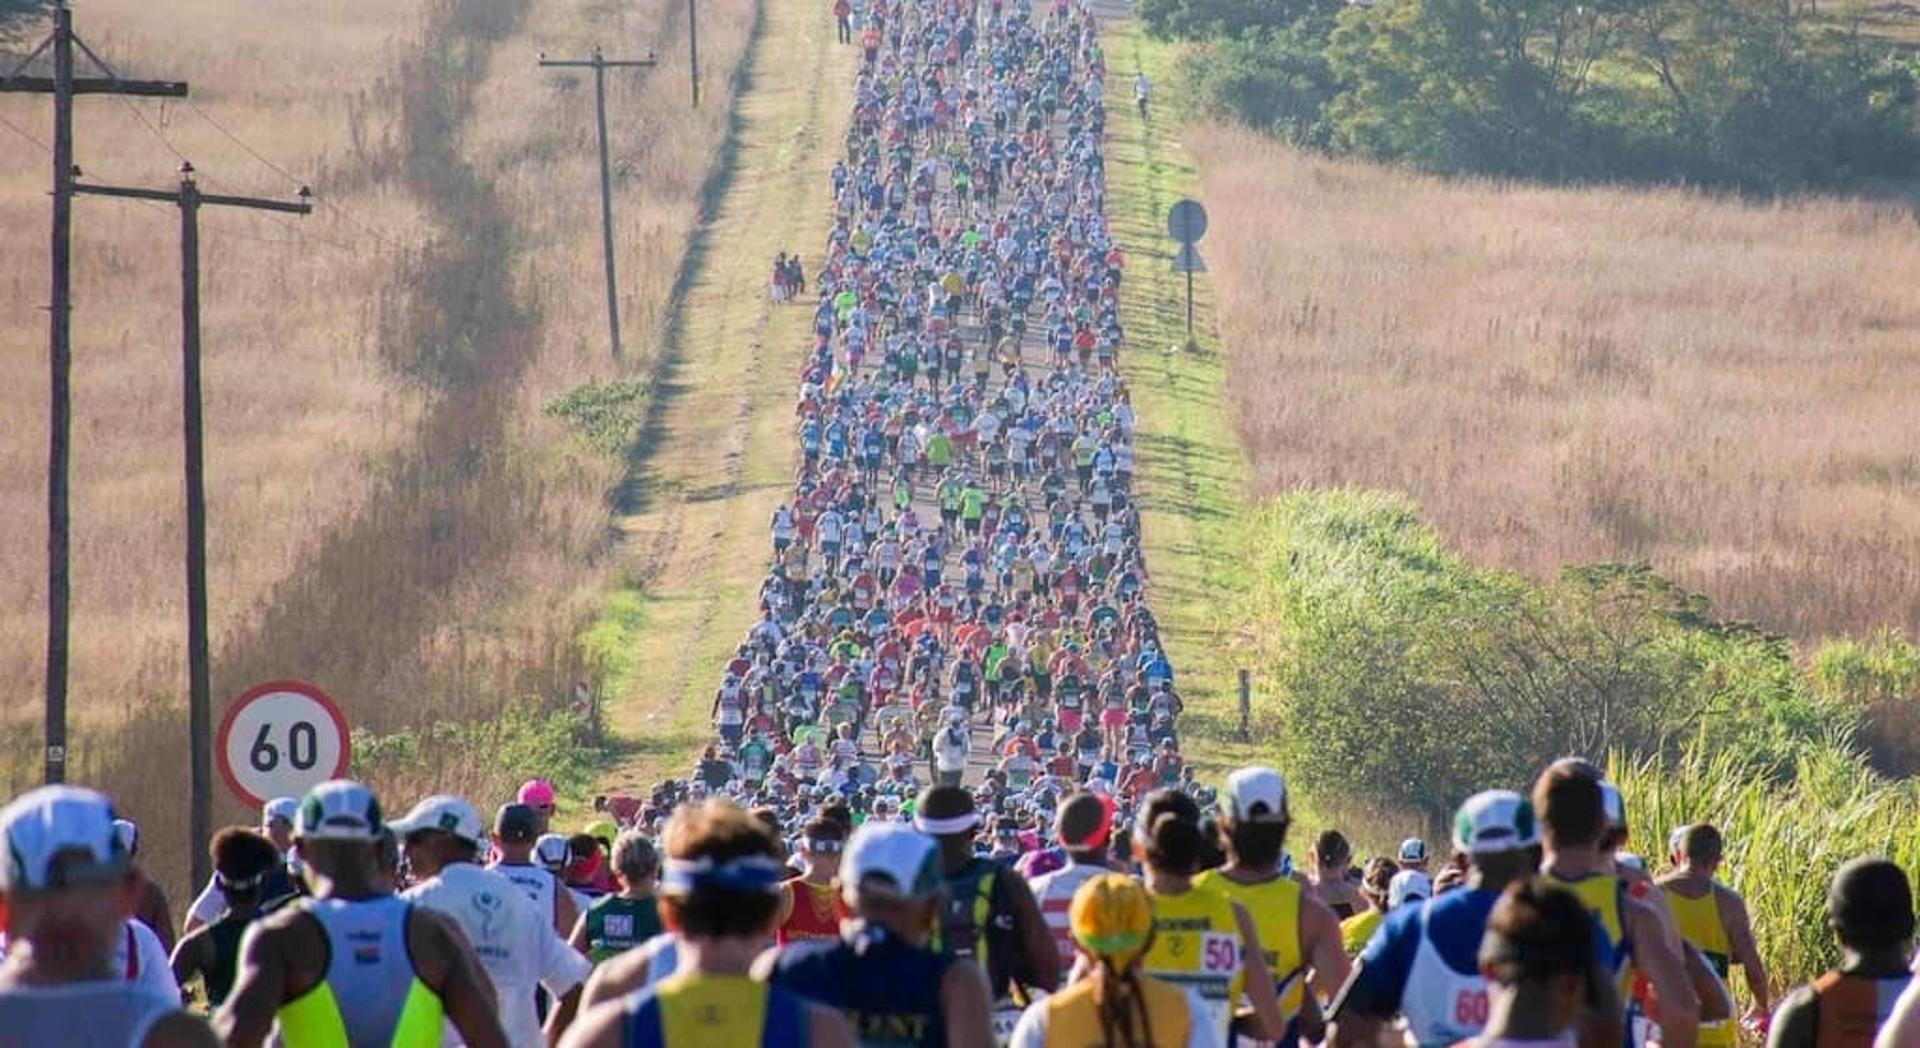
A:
[1194,122,1920,640]
[1,0,760,894]
[0,0,428,725]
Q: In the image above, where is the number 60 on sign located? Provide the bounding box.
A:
[216,680,351,808]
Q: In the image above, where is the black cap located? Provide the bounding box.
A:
[494,803,540,843]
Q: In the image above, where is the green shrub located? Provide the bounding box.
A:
[544,378,651,455]
[1810,633,1920,775]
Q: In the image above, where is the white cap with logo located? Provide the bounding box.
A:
[1224,766,1288,824]
[294,780,385,841]
[1388,869,1433,908]
[841,821,942,904]
[387,794,485,847]
[0,785,133,892]
[1453,789,1538,856]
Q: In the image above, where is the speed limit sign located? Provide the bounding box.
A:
[216,681,351,808]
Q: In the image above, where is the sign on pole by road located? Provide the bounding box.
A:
[1166,199,1209,344]
[1167,199,1209,244]
[216,680,351,809]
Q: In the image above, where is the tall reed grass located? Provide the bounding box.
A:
[1615,740,1920,990]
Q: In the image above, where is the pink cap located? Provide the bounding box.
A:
[517,779,556,807]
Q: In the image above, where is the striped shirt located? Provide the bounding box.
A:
[1029,861,1115,972]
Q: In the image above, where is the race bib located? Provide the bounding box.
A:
[1199,932,1241,974]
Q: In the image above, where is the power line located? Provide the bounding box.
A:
[0,109,49,152]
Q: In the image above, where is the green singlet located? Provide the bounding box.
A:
[581,894,664,965]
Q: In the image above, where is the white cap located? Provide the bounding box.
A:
[1453,790,1538,856]
[387,794,484,847]
[1398,837,1428,864]
[534,833,571,868]
[1224,766,1288,824]
[294,780,385,841]
[262,796,300,827]
[0,786,133,892]
[841,821,942,904]
[112,817,139,855]
[1388,869,1433,908]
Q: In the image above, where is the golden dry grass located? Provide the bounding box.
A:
[1,0,760,897]
[1193,122,1920,640]
[0,0,428,723]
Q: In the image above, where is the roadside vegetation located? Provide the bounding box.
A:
[1142,0,1920,190]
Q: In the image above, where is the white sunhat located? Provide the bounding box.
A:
[1398,837,1429,864]
[387,794,486,847]
[1388,869,1433,908]
[841,821,942,905]
[1453,790,1539,857]
[262,796,300,828]
[534,833,571,868]
[0,785,133,892]
[1224,766,1288,824]
[294,780,386,842]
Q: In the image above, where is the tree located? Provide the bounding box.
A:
[1,0,52,44]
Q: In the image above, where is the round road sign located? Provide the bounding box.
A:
[217,680,351,809]
[1167,199,1209,243]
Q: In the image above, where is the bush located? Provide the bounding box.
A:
[544,378,651,455]
[1810,633,1920,775]
[1235,491,1852,826]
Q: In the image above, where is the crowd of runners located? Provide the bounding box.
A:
[6,0,1920,1046]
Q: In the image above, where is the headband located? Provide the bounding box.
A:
[659,855,786,896]
[914,810,981,836]
[215,871,267,892]
[804,837,844,853]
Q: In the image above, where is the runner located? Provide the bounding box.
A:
[1657,823,1769,1046]
[169,827,282,1009]
[1328,789,1622,1048]
[0,785,219,1048]
[1307,830,1363,921]
[215,780,507,1048]
[111,819,177,955]
[1532,759,1701,1048]
[763,820,995,1047]
[1009,873,1221,1048]
[1770,857,1912,1048]
[560,800,855,1048]
[390,793,591,1047]
[490,802,581,941]
[1193,767,1349,1043]
[183,796,299,935]
[1133,788,1284,1044]
[777,817,851,944]
[915,785,1060,1036]
[1454,880,1604,1048]
[1029,791,1123,969]
[571,831,665,965]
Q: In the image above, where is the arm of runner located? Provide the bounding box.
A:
[412,906,508,1048]
[1766,985,1817,1048]
[167,926,212,1003]
[1626,894,1699,1048]
[556,999,624,1048]
[1230,899,1284,1042]
[1299,891,1353,1001]
[214,921,291,1048]
[1326,907,1420,1048]
[1576,940,1625,1048]
[567,909,591,955]
[542,986,583,1048]
[553,880,581,943]
[1720,885,1770,1017]
[940,952,997,1048]
[577,945,652,1013]
[1685,942,1733,1023]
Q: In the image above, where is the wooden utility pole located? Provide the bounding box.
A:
[688,0,700,107]
[1,4,188,786]
[74,164,310,889]
[538,48,654,358]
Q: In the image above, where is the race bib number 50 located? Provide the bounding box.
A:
[1200,932,1240,974]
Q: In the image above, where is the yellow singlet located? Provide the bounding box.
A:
[1194,869,1306,1023]
[1340,909,1383,956]
[1141,880,1245,1044]
[629,972,807,1048]
[1667,883,1736,1048]
[1543,871,1635,999]
[1044,971,1195,1048]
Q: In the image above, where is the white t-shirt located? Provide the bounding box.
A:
[403,862,589,1048]
[112,919,177,1001]
[1007,985,1220,1048]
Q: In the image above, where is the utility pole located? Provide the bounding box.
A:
[1,4,188,786]
[539,48,655,359]
[688,0,700,107]
[74,164,310,890]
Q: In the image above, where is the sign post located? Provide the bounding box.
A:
[1167,198,1209,350]
[216,681,351,817]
